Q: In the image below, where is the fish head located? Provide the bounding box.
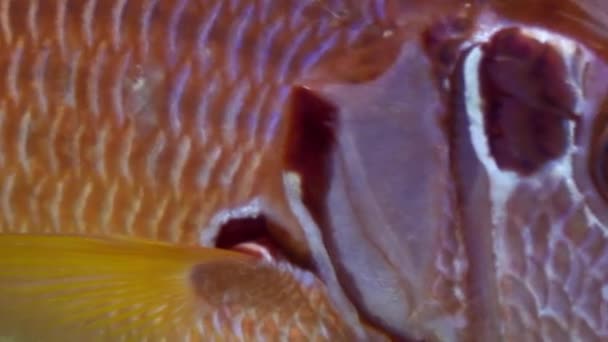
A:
[282,0,608,340]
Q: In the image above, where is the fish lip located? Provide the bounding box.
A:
[207,210,305,265]
[202,208,378,337]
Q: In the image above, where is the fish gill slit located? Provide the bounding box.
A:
[27,0,39,44]
[111,0,128,50]
[82,0,97,48]
[7,38,24,102]
[226,4,254,82]
[168,60,192,135]
[112,50,131,126]
[32,47,50,115]
[166,0,188,66]
[0,0,11,44]
[0,172,15,229]
[145,130,167,185]
[73,181,93,233]
[138,0,159,58]
[55,0,68,58]
[99,180,117,233]
[46,106,65,174]
[169,136,191,195]
[17,109,32,178]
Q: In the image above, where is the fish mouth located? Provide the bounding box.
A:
[212,215,307,266]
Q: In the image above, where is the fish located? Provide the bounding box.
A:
[1,0,608,341]
[0,0,400,340]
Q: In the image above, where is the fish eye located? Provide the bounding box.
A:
[475,27,576,175]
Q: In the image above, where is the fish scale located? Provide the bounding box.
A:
[0,0,393,245]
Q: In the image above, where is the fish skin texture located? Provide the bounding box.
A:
[0,0,401,340]
[2,0,608,341]
[0,0,397,248]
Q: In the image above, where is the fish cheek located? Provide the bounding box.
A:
[479,28,575,175]
[302,42,457,340]
[188,260,356,339]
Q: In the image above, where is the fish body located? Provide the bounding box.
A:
[2,0,608,341]
[0,0,395,246]
[0,0,401,340]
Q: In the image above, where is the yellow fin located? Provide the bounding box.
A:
[0,234,251,342]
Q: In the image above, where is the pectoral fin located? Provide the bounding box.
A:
[0,234,249,342]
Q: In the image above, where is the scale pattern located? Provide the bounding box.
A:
[0,0,393,244]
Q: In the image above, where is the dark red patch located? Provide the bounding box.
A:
[479,27,576,175]
[284,87,338,215]
[215,216,270,249]
[214,215,307,264]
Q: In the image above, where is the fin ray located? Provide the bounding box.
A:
[0,234,250,341]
